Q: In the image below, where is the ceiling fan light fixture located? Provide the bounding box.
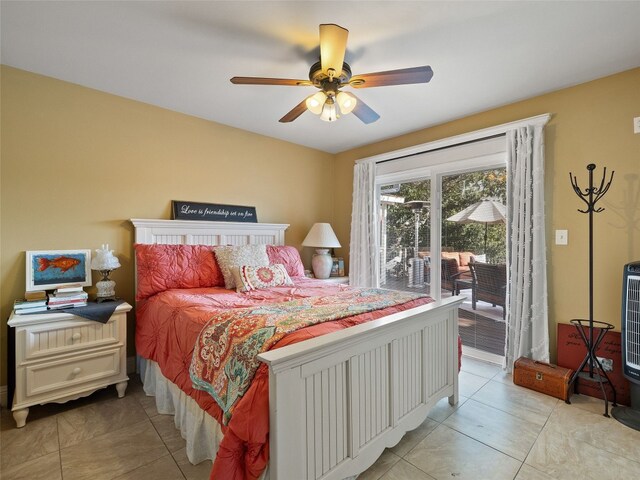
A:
[336,91,357,114]
[320,97,338,122]
[231,23,432,125]
[305,91,327,115]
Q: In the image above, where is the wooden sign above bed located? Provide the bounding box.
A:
[171,200,257,223]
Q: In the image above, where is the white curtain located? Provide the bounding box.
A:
[504,125,549,371]
[349,160,379,287]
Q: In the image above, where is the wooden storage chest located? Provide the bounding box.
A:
[513,357,573,401]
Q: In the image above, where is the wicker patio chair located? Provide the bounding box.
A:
[441,257,465,295]
[468,261,507,318]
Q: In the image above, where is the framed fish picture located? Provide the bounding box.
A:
[25,249,92,292]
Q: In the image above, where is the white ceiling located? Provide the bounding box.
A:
[2,1,640,154]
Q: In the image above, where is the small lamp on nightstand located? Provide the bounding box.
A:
[91,244,121,302]
[302,223,341,279]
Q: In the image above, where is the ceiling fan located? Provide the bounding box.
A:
[230,24,433,124]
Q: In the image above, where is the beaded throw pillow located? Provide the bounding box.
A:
[214,245,270,290]
[231,264,294,293]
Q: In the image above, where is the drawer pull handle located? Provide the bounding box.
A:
[71,333,82,341]
[71,367,82,376]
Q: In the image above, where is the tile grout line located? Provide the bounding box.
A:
[90,384,178,476]
[110,453,187,480]
[436,386,540,466]
[58,416,151,452]
[374,451,402,480]
[521,462,563,480]
[439,419,528,464]
[545,400,640,468]
[116,382,190,478]
[147,415,190,479]
[518,398,560,469]
[469,386,557,427]
[394,408,449,475]
[511,463,525,480]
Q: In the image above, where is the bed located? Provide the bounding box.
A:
[131,218,462,480]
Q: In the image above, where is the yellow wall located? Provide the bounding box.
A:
[333,67,640,361]
[0,66,334,385]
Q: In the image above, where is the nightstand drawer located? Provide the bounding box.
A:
[26,348,121,397]
[21,315,121,362]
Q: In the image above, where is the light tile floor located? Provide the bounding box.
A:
[1,357,639,480]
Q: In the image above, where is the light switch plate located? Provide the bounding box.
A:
[634,117,640,134]
[555,229,568,245]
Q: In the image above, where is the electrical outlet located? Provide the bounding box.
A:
[555,229,568,245]
[634,117,640,134]
[597,356,613,372]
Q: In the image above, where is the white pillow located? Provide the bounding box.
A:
[214,245,270,290]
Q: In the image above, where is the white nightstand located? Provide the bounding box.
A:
[317,276,350,285]
[7,302,132,427]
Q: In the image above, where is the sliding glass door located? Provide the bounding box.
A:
[441,168,507,362]
[379,179,432,297]
[378,161,507,362]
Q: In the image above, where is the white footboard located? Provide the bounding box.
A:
[258,296,463,480]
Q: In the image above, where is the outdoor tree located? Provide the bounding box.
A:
[383,168,507,277]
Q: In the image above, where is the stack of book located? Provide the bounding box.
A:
[14,297,48,315]
[47,285,88,309]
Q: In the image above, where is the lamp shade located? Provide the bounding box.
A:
[336,91,356,114]
[302,223,341,248]
[319,98,338,122]
[90,244,121,270]
[306,91,327,115]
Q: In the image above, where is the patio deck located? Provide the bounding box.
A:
[381,275,506,357]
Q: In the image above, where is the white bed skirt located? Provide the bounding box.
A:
[140,358,224,464]
[139,357,355,480]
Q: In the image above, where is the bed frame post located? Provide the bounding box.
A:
[267,366,307,479]
[449,308,459,407]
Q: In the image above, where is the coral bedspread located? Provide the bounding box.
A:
[136,279,434,480]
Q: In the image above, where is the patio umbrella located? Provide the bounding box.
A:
[446,198,506,253]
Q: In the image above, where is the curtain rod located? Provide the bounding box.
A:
[376,132,506,165]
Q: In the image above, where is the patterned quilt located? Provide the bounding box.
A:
[189,287,425,424]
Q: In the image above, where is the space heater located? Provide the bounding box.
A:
[612,261,640,430]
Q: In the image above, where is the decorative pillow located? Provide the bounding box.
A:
[135,244,224,300]
[459,252,474,267]
[266,245,305,277]
[231,264,294,293]
[441,252,460,263]
[214,244,270,290]
[471,254,487,263]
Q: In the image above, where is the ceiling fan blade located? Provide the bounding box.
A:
[231,77,312,86]
[320,24,348,77]
[350,66,433,88]
[350,94,380,124]
[279,98,309,123]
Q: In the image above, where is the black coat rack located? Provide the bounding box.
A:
[567,163,616,417]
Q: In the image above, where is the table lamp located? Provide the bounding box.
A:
[302,223,341,279]
[91,244,121,302]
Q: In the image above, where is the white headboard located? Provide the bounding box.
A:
[130,219,289,246]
